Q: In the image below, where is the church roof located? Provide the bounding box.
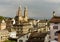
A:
[28,32,47,42]
[39,20,47,23]
[29,31,47,38]
[50,16,60,23]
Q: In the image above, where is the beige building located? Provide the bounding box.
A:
[0,30,9,42]
[10,6,34,36]
[22,23,33,34]
[0,20,6,30]
[11,22,33,36]
[37,20,49,33]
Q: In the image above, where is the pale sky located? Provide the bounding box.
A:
[0,0,60,19]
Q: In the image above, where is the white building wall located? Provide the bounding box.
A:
[9,31,17,38]
[50,23,60,40]
[17,33,31,42]
[58,23,60,30]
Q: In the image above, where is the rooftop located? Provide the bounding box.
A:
[50,16,60,23]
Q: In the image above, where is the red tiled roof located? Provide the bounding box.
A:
[50,16,60,23]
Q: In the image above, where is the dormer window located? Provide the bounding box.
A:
[53,26,58,29]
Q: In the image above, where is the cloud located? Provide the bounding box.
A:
[0,0,60,19]
[0,7,16,17]
[45,0,60,3]
[0,0,19,17]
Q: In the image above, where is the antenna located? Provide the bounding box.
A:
[53,11,55,17]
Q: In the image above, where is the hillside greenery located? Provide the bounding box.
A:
[0,16,5,20]
[4,39,16,42]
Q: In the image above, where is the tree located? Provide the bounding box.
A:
[4,39,16,42]
[0,16,4,20]
[4,40,11,42]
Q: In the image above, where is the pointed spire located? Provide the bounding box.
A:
[16,7,20,16]
[24,6,28,22]
[16,5,22,17]
[18,5,22,11]
[24,6,28,10]
[24,6,28,17]
[53,11,56,17]
[20,5,22,9]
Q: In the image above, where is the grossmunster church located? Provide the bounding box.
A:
[15,6,28,24]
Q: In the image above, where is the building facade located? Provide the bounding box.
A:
[50,12,60,41]
[0,20,6,30]
[37,20,49,33]
[17,33,31,42]
[0,30,9,42]
[10,6,34,37]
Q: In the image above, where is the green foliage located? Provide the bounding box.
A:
[4,40,11,42]
[0,16,4,20]
[4,39,16,42]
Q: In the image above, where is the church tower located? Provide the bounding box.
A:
[18,6,23,21]
[24,6,28,22]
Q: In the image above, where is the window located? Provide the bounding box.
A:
[54,38,58,41]
[27,35,28,38]
[25,40,28,42]
[19,40,23,42]
[1,36,2,40]
[55,32,58,36]
[53,26,58,29]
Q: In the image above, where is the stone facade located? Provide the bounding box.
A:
[0,30,9,42]
[0,20,6,30]
[37,20,49,33]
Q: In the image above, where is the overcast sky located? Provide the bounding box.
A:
[0,0,60,19]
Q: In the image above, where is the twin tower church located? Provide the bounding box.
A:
[15,6,28,24]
